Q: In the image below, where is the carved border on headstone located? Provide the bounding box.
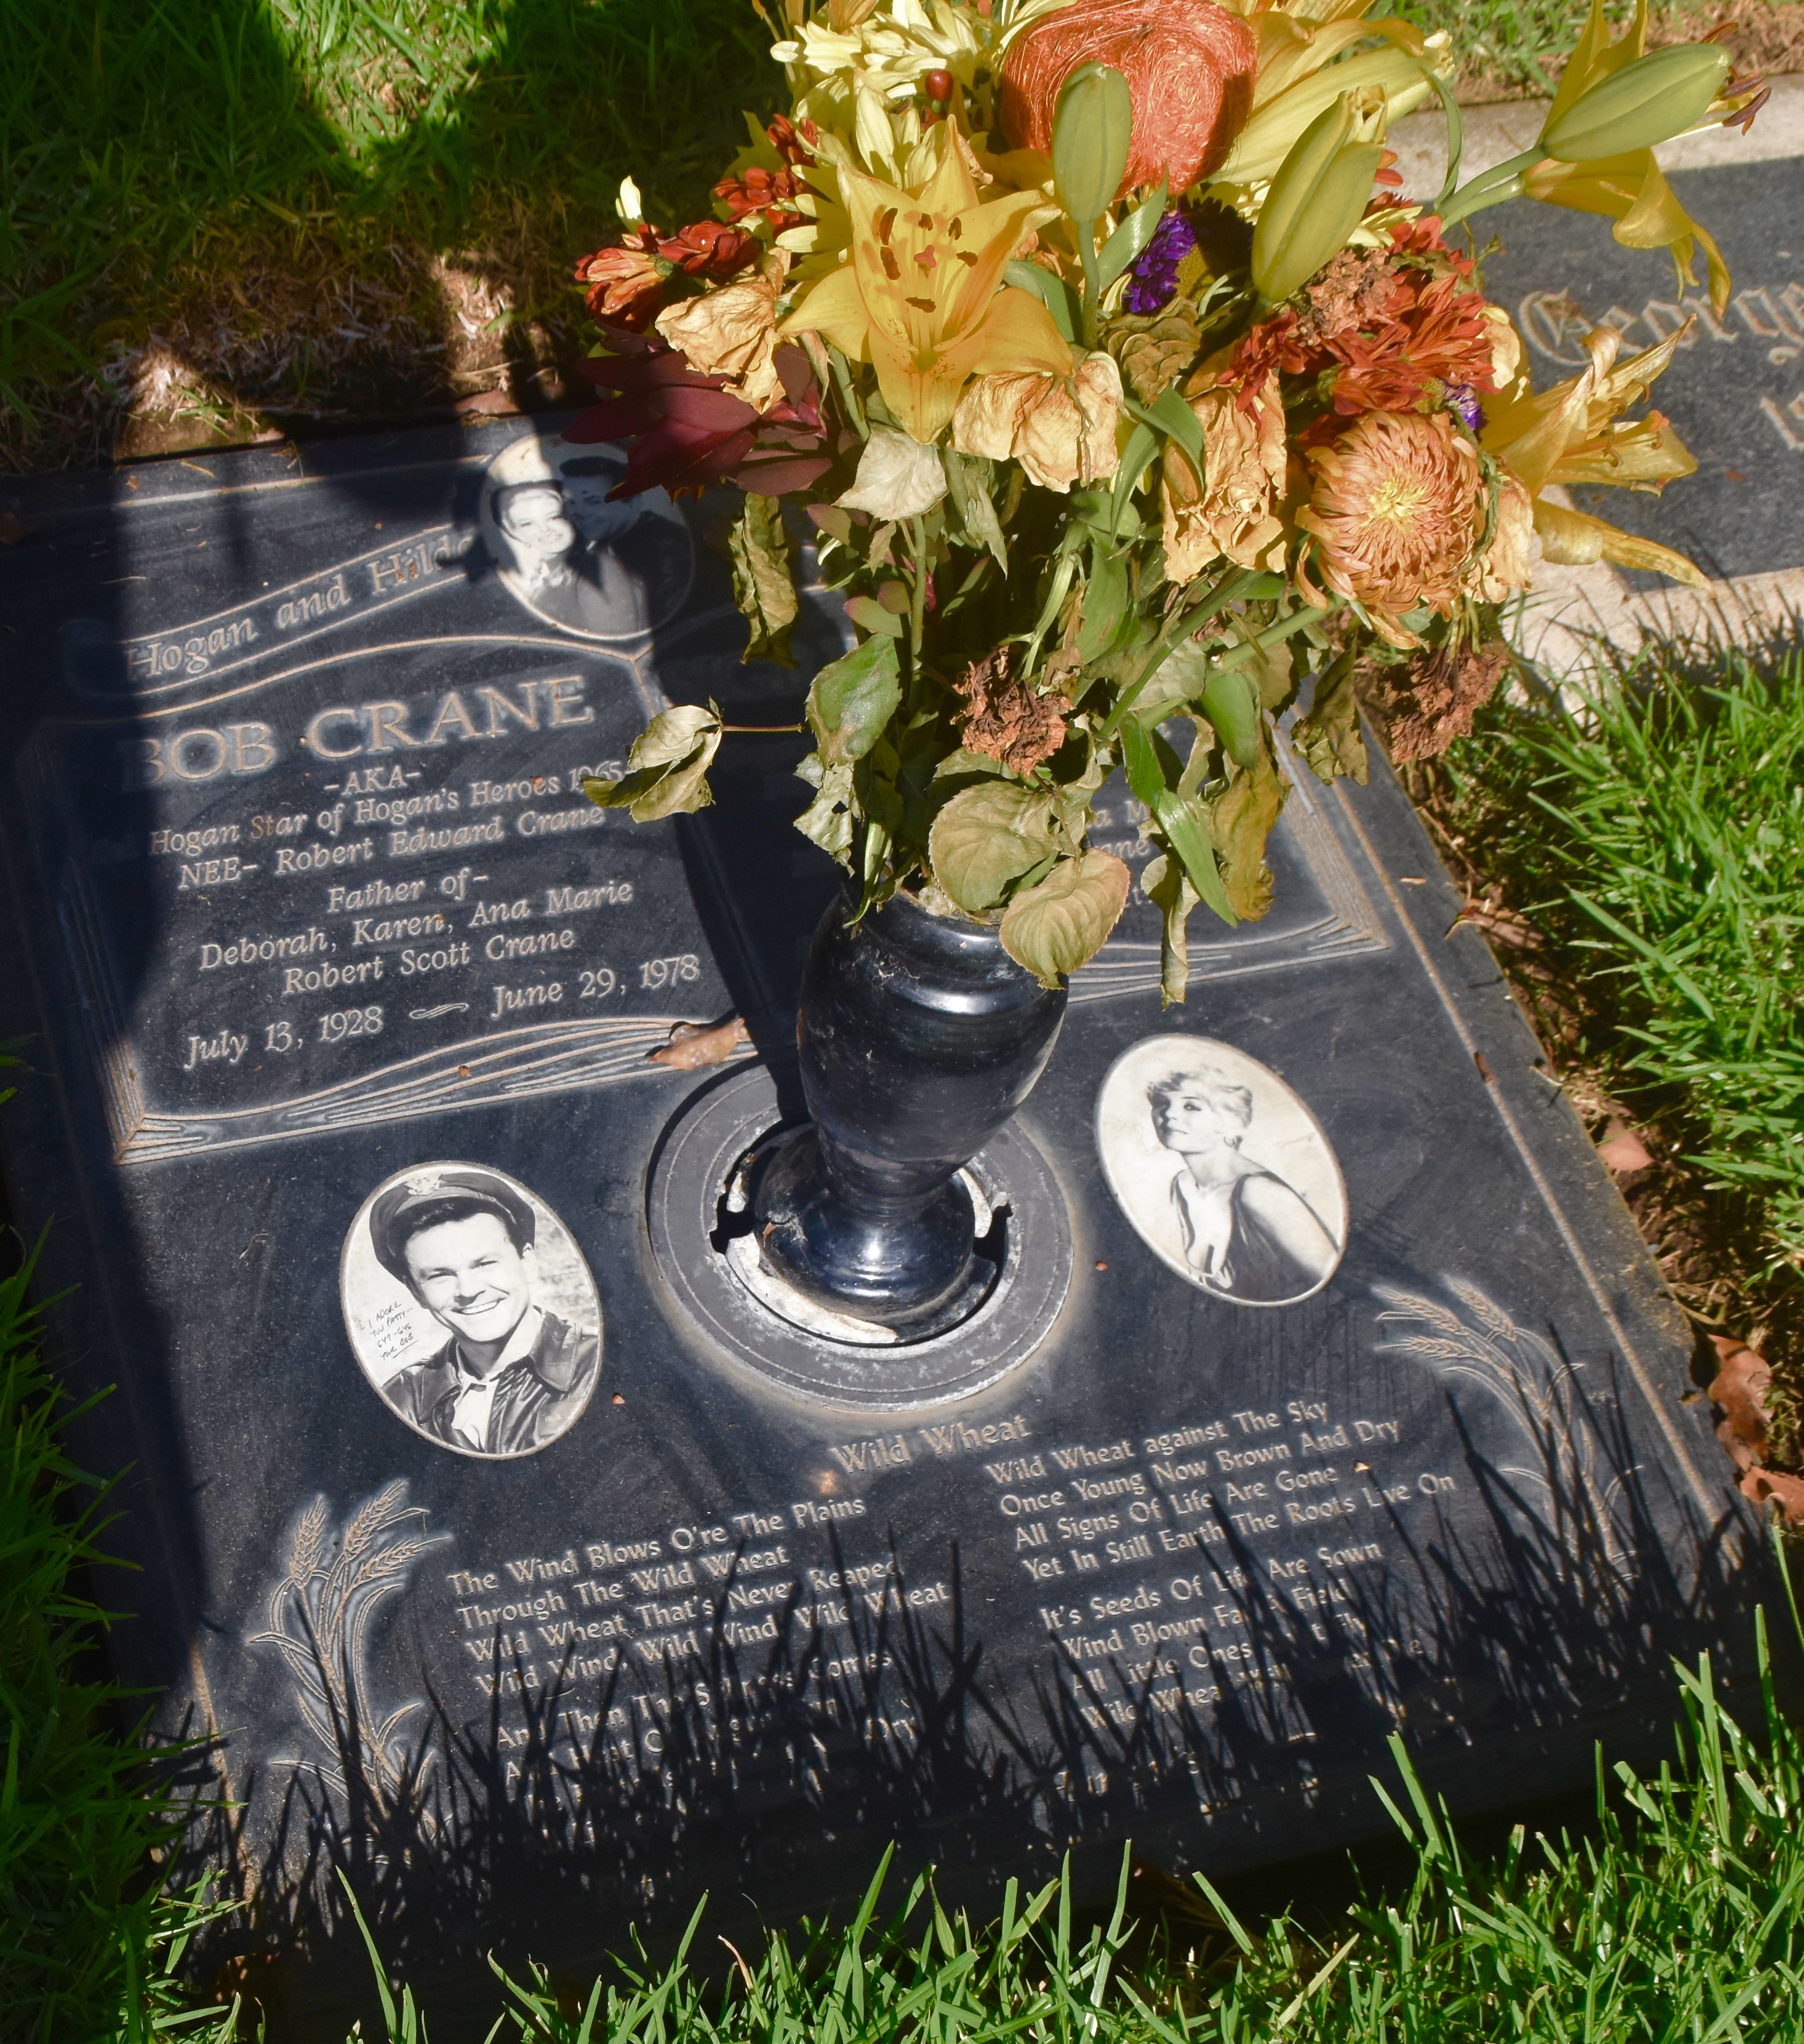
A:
[1071,754,1388,1006]
[19,689,1381,1164]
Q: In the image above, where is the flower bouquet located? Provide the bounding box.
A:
[573,0,1761,1001]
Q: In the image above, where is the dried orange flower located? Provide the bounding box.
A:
[1296,411,1484,647]
[955,648,1070,775]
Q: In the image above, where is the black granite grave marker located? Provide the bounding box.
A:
[1477,157,1804,585]
[0,420,1763,2035]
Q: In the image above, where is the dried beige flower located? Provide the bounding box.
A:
[1161,376,1287,583]
[950,349,1123,493]
[837,427,948,520]
[1466,464,1533,603]
[655,254,787,413]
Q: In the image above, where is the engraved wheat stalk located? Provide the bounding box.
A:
[1375,1282,1633,1580]
[251,1483,445,1818]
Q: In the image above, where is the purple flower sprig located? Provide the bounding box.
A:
[1122,211,1197,317]
[1443,382,1484,430]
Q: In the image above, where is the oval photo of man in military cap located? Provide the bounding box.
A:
[341,1162,602,1458]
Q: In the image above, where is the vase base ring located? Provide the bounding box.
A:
[647,1064,1073,1411]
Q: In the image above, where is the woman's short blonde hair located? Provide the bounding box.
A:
[1146,1069,1254,1131]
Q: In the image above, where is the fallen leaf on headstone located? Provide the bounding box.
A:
[1739,1465,1804,1525]
[1595,1117,1654,1174]
[1708,1334,1771,1472]
[0,513,32,545]
[647,1017,750,1070]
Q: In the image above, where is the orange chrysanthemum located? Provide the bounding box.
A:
[1296,412,1486,647]
[1224,237,1497,421]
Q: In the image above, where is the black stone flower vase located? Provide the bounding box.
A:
[752,889,1067,1330]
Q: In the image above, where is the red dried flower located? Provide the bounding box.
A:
[1220,239,1497,420]
[573,220,764,333]
[1322,267,1497,416]
[574,226,668,331]
[714,163,807,230]
[567,332,829,501]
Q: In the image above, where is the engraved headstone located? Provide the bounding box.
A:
[0,421,1760,2035]
[1476,157,1804,584]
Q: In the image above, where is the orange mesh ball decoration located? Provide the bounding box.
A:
[999,0,1259,200]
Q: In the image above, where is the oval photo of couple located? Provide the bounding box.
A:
[479,433,694,642]
[1096,1037,1347,1307]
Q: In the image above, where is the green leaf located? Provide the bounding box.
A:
[1120,718,1237,925]
[1004,259,1080,343]
[728,492,798,665]
[1154,788,1237,927]
[1118,713,1165,810]
[999,850,1132,987]
[1140,851,1198,1007]
[1126,387,1205,474]
[1096,181,1168,291]
[582,703,722,822]
[1109,420,1159,539]
[1198,668,1261,769]
[1076,548,1129,664]
[942,447,1008,570]
[1291,651,1368,786]
[794,755,856,866]
[808,636,903,767]
[1207,741,1287,921]
[844,594,905,638]
[1052,63,1132,227]
[928,781,1060,915]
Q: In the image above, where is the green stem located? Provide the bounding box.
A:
[1098,569,1258,742]
[1437,144,1547,227]
[1079,218,1103,348]
[907,514,928,696]
[718,723,805,734]
[826,343,868,437]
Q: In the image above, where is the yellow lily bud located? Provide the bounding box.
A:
[1052,62,1133,227]
[1251,93,1386,306]
[1540,43,1731,162]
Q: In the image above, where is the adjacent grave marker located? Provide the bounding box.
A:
[1475,159,1804,585]
[0,420,1760,2032]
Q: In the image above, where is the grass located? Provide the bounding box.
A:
[0,1255,184,2036]
[0,0,781,462]
[2,0,1775,467]
[313,1606,1804,2044]
[1432,636,1804,1299]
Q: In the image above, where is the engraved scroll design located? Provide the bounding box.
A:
[251,1481,446,1822]
[1375,1279,1634,1580]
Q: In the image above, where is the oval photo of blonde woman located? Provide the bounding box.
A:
[1096,1037,1347,1307]
[341,1163,602,1458]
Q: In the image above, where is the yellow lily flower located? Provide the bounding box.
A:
[772,0,1066,180]
[1482,322,1707,587]
[780,122,1071,443]
[1208,0,1445,191]
[1525,0,1732,309]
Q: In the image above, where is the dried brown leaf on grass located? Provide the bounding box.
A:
[1710,1333,1771,1468]
[1405,752,1804,1488]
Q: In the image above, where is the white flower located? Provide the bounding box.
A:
[837,429,948,521]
